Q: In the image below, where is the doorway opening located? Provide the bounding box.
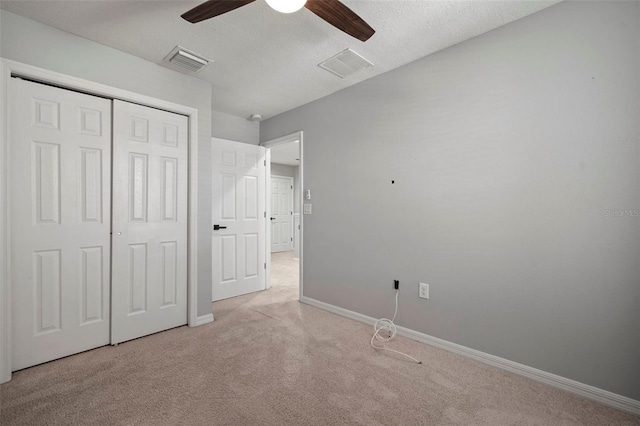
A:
[262,132,303,301]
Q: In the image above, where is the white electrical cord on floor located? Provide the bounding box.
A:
[370,290,422,364]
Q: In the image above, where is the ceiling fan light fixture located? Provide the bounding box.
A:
[265,0,307,14]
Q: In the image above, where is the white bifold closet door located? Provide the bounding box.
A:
[10,78,112,370]
[110,100,188,344]
[10,79,189,371]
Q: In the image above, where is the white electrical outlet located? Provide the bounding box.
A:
[419,283,429,299]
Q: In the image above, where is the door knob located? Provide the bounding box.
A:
[270,217,276,221]
[213,224,227,231]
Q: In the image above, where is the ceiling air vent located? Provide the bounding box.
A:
[318,48,373,78]
[164,46,211,73]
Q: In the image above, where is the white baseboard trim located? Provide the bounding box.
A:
[300,296,640,416]
[193,313,214,327]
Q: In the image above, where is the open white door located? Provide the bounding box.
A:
[111,100,188,344]
[270,176,293,253]
[10,78,112,370]
[212,138,266,301]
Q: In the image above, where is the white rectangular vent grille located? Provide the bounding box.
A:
[164,46,211,73]
[318,48,373,78]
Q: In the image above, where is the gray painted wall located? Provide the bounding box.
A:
[271,163,295,178]
[212,110,259,145]
[1,10,214,317]
[262,1,640,399]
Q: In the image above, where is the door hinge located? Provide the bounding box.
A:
[291,211,293,215]
[291,185,293,189]
[264,262,267,269]
[291,237,293,242]
[264,211,266,218]
[264,160,266,166]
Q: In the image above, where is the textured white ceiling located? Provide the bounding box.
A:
[0,0,560,119]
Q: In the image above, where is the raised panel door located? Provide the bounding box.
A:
[10,78,111,370]
[212,138,266,301]
[111,100,188,344]
[270,176,293,253]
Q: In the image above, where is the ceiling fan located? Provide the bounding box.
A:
[181,0,375,42]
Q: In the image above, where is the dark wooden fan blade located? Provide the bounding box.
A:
[182,0,256,23]
[305,0,375,42]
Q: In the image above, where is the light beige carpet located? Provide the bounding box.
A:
[1,250,638,425]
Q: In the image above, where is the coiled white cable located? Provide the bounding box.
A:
[370,290,422,364]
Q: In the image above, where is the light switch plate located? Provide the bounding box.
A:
[419,282,429,299]
[303,203,312,214]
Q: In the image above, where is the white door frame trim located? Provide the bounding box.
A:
[260,131,303,301]
[265,149,271,289]
[270,174,294,253]
[0,58,201,384]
